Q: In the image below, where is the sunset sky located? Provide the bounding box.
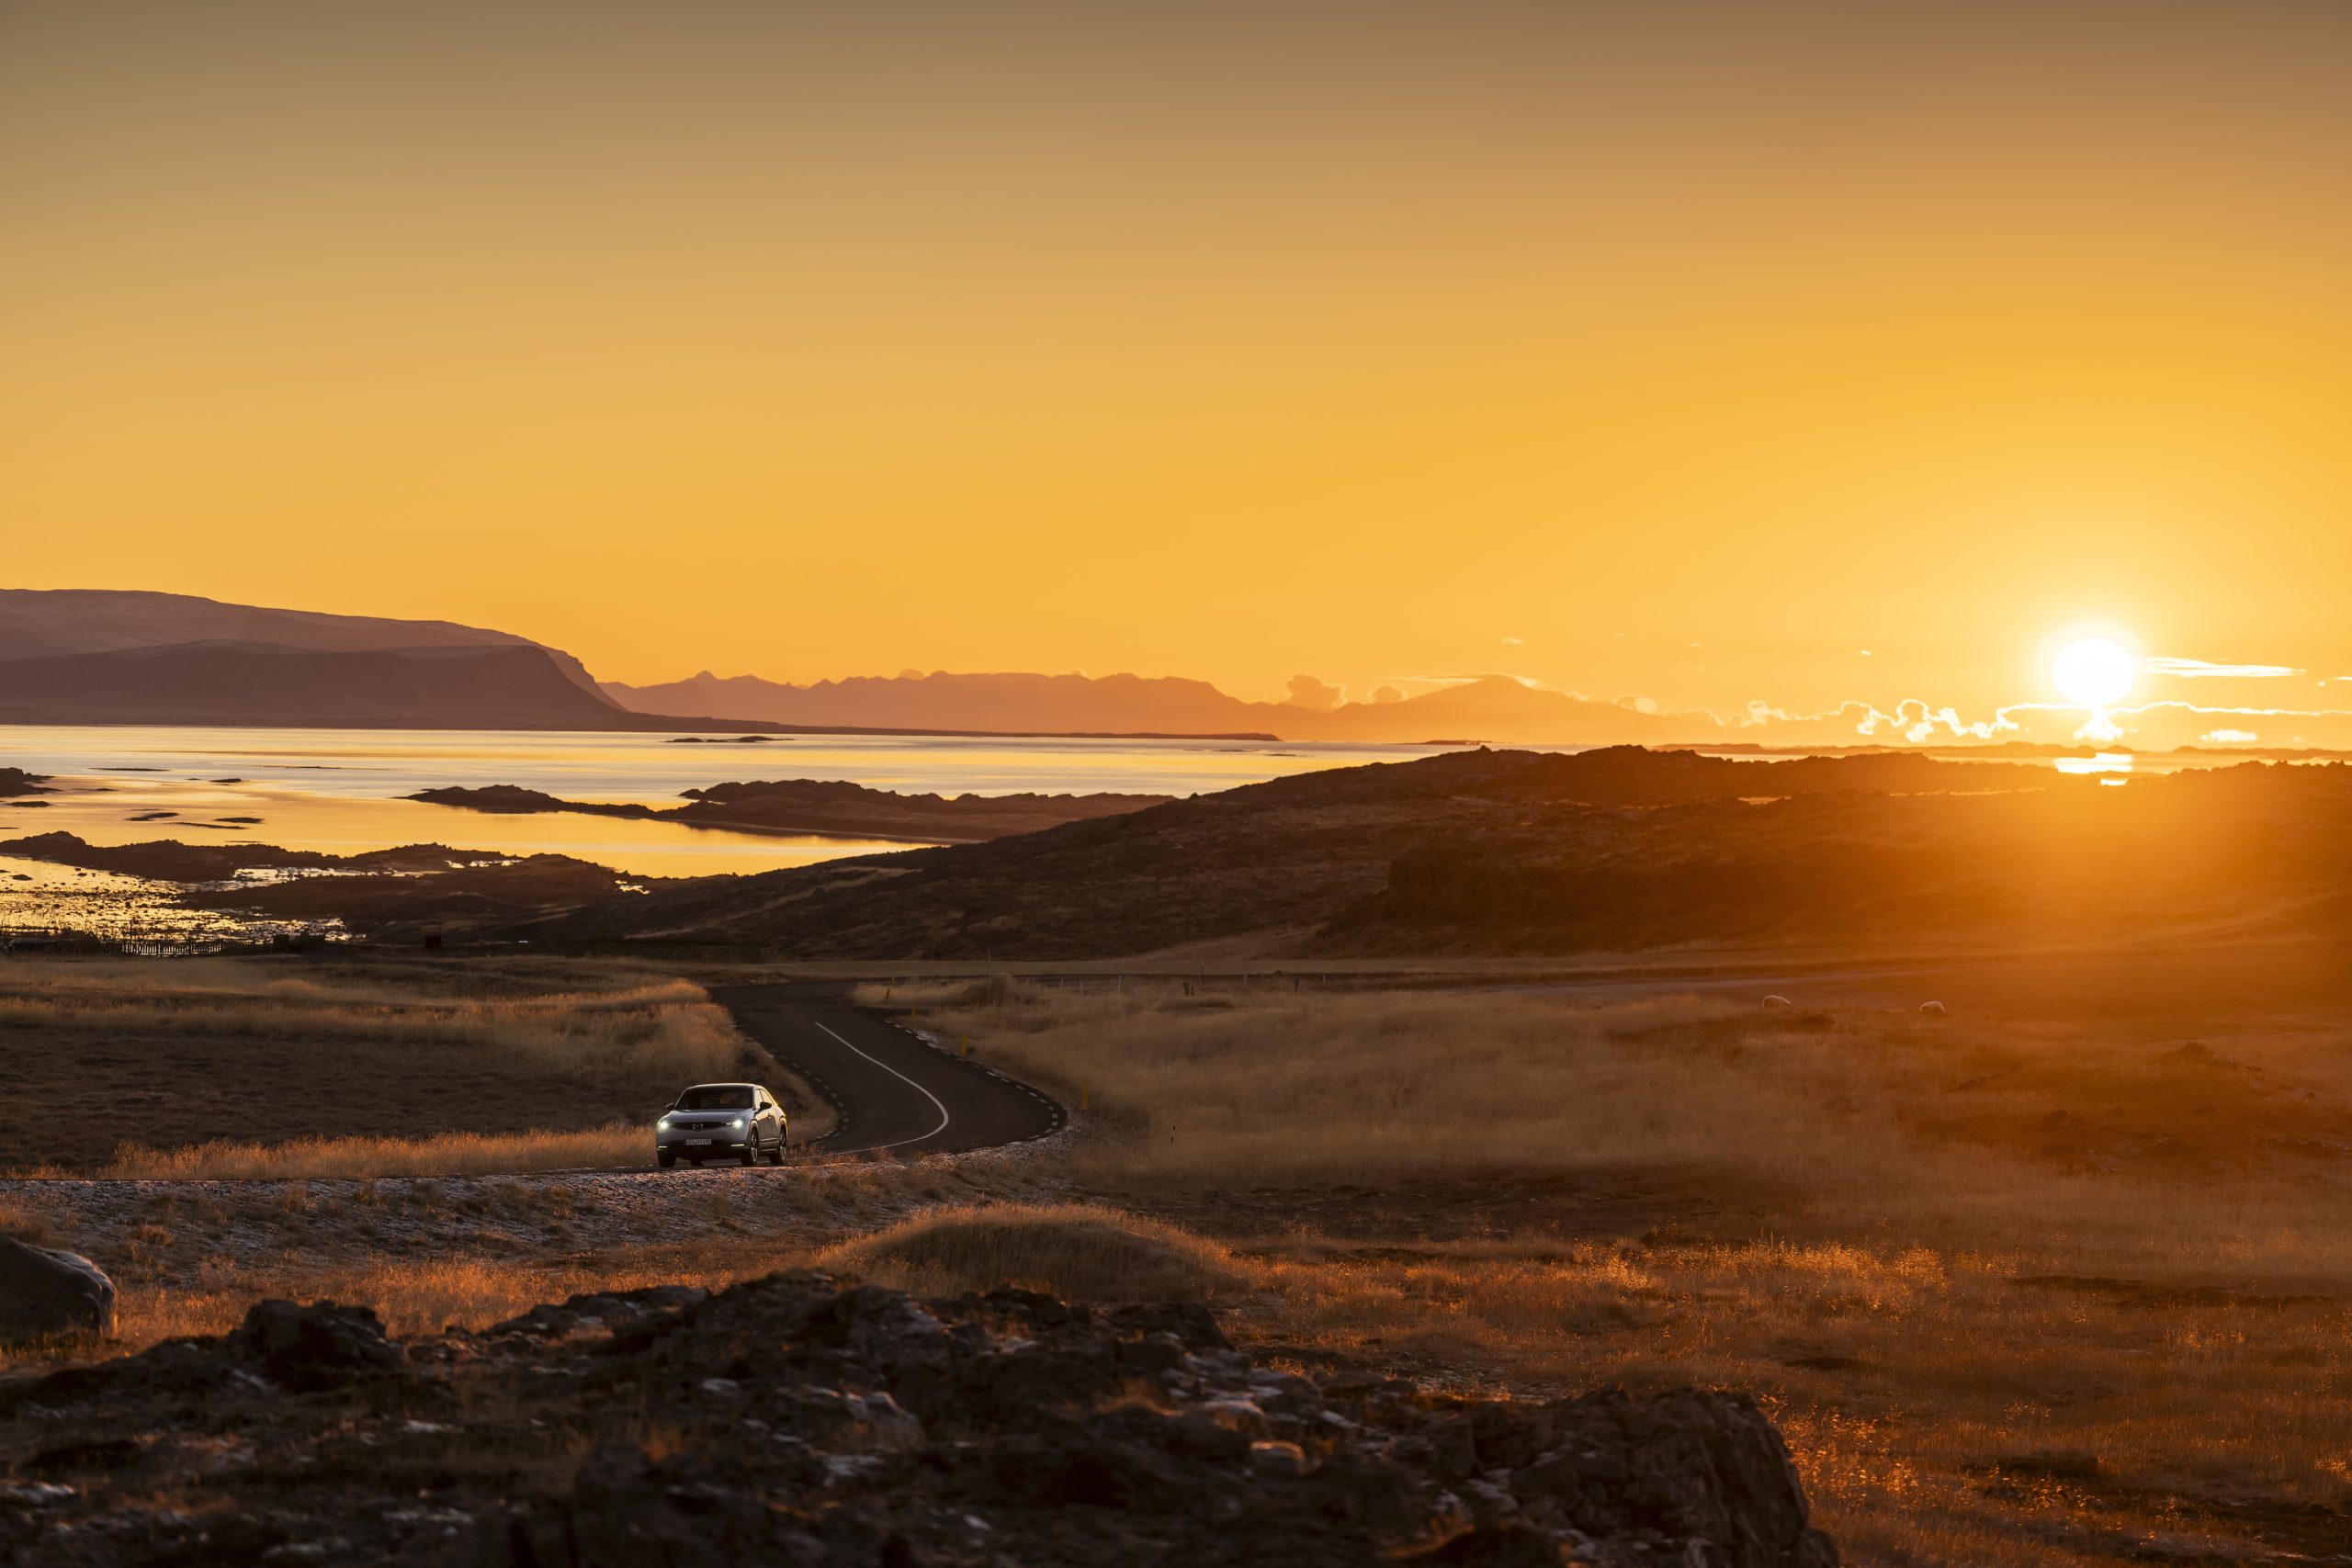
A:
[5,1,2348,733]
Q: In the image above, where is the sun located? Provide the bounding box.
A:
[2052,637,2137,709]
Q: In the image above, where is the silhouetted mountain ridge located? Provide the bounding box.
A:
[0,589,605,694]
[0,641,652,729]
[0,592,776,732]
[604,670,1690,744]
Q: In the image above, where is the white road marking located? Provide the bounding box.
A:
[815,1020,953,1151]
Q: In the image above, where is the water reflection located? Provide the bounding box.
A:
[2052,752,2136,776]
[0,854,320,944]
[0,726,1449,880]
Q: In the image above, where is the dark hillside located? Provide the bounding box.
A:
[0,641,773,732]
[518,747,2311,959]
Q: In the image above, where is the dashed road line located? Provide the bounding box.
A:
[812,1019,953,1150]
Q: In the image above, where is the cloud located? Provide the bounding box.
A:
[1368,685,1405,705]
[2074,709,2124,744]
[1500,636,1523,647]
[1740,698,2020,743]
[1634,685,2352,755]
[1284,673,1345,712]
[2140,657,2303,679]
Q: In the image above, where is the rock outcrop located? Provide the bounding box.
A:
[0,1275,1835,1565]
[0,1238,115,1345]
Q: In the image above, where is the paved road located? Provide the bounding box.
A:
[713,984,1065,1156]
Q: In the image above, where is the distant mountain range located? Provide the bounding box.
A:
[0,590,1706,740]
[0,591,770,732]
[604,670,1690,746]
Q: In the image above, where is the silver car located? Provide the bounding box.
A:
[656,1082,788,1168]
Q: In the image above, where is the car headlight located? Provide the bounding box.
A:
[657,1114,673,1127]
[729,1117,746,1130]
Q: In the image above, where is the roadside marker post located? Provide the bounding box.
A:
[1081,1083,1090,1111]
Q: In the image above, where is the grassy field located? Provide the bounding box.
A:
[11,947,2352,1563]
[881,966,2352,1567]
[0,953,794,1173]
[0,1152,1018,1358]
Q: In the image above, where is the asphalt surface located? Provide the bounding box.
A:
[713,985,1066,1156]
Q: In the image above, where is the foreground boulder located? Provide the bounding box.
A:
[0,1275,1835,1566]
[227,1300,402,1390]
[0,1238,114,1345]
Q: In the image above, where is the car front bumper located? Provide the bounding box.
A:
[658,1130,752,1155]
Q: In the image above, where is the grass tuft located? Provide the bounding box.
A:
[816,1201,1247,1302]
[63,1124,652,1180]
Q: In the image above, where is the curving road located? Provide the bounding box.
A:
[712,984,1065,1156]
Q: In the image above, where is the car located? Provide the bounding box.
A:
[656,1082,788,1168]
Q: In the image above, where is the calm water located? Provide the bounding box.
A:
[0,726,1449,881]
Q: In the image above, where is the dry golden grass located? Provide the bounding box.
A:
[891,975,2352,1567]
[0,1197,54,1247]
[51,1123,652,1180]
[877,978,2352,1261]
[101,1239,802,1348]
[0,954,772,1171]
[0,968,743,1081]
[814,1201,1246,1302]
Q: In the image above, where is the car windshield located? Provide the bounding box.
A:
[677,1087,753,1111]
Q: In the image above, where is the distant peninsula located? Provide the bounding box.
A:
[406,778,1175,843]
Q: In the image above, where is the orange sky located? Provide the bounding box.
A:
[4,1,2348,723]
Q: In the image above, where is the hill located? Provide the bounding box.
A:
[0,588,605,693]
[506,746,2352,960]
[0,592,773,732]
[604,669,1692,745]
[0,641,680,730]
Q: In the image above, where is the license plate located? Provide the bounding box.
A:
[685,1138,712,1146]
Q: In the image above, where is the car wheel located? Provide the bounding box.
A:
[766,1134,786,1166]
[657,1151,676,1168]
[738,1143,758,1167]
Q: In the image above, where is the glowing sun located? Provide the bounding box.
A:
[2052,637,2137,708]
